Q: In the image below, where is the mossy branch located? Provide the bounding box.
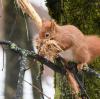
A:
[0,40,66,74]
[0,40,100,99]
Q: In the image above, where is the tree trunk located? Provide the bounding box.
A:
[4,0,41,99]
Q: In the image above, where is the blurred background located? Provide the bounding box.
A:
[0,0,54,99]
[0,0,100,99]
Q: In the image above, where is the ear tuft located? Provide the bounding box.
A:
[51,19,56,31]
[41,19,56,31]
[42,18,46,22]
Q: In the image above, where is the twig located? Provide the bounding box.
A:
[84,67,100,79]
[66,62,90,99]
[24,80,51,99]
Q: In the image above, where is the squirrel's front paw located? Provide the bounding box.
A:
[77,63,88,71]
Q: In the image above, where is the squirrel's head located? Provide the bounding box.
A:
[39,19,57,39]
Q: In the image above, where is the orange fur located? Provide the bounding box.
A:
[86,35,100,61]
[38,20,100,70]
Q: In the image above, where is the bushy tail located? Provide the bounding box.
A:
[85,35,100,56]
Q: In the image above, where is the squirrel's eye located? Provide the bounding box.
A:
[45,32,50,38]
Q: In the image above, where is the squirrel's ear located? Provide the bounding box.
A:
[51,19,56,31]
[42,18,46,22]
[42,18,46,25]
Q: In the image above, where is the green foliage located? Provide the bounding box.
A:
[46,0,100,34]
[46,0,100,99]
[54,59,72,99]
[84,58,100,99]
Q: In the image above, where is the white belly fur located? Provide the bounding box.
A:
[59,48,75,62]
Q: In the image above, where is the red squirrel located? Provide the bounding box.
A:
[36,19,100,70]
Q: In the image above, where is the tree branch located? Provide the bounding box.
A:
[0,40,99,99]
[0,40,66,74]
[0,40,100,77]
